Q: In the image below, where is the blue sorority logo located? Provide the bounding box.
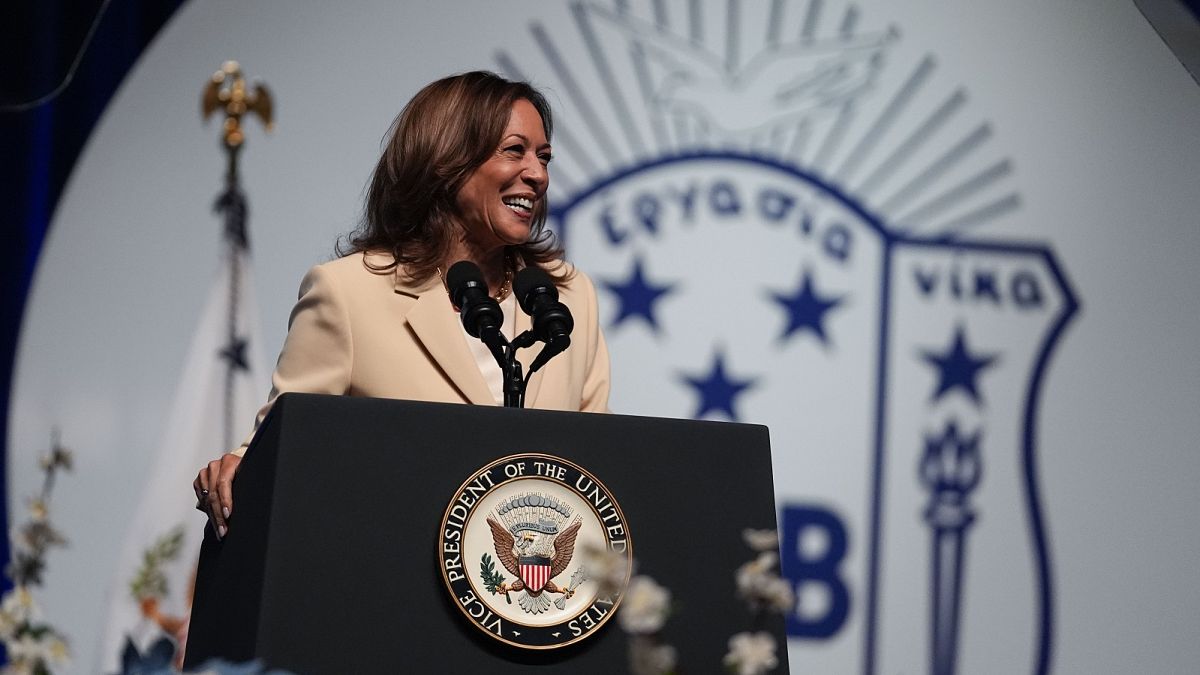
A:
[501,3,1078,673]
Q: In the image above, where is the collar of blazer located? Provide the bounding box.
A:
[383,254,545,408]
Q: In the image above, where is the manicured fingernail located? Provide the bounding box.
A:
[223,507,230,519]
[218,525,228,539]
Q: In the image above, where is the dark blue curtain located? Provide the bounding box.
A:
[0,0,187,604]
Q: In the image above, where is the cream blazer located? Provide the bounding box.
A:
[232,252,611,456]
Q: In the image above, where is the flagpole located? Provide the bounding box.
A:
[202,61,273,450]
[96,63,274,672]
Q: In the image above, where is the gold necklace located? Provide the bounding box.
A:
[437,257,514,302]
[493,265,513,302]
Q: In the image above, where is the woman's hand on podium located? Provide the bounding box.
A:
[194,453,242,540]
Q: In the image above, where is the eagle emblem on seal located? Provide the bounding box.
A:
[485,493,582,614]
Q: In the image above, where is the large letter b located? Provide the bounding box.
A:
[781,504,851,638]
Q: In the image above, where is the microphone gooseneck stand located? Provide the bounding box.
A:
[499,331,537,408]
[492,329,564,408]
[448,261,574,409]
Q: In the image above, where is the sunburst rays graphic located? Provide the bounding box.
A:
[497,0,1018,240]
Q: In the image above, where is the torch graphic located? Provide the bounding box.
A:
[919,421,982,675]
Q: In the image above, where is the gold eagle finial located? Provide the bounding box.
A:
[202,60,273,149]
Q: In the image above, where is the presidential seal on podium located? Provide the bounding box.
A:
[439,453,632,649]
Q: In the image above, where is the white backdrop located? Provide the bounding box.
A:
[8,1,1200,673]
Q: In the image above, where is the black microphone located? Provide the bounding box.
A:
[514,267,573,373]
[447,261,504,342]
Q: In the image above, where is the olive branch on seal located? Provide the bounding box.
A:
[479,553,510,603]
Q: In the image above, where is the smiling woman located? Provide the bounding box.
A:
[453,99,553,266]
[192,71,612,541]
[352,71,565,291]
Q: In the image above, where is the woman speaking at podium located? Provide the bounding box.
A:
[193,71,611,538]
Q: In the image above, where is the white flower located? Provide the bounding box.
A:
[5,633,43,664]
[27,499,48,524]
[0,615,16,641]
[737,551,778,584]
[761,575,795,613]
[4,629,66,667]
[734,551,794,613]
[44,635,69,664]
[0,599,21,640]
[629,635,677,675]
[742,528,779,552]
[724,631,779,675]
[0,587,37,626]
[618,575,671,634]
[581,542,630,597]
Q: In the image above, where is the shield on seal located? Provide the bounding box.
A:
[519,555,553,593]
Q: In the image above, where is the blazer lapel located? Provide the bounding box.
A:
[395,272,496,406]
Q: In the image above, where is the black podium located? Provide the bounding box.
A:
[185,394,787,673]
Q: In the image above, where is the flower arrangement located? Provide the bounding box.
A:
[723,529,794,675]
[620,576,677,675]
[581,543,677,675]
[596,528,793,675]
[1,431,73,675]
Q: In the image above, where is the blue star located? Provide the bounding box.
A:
[769,269,843,344]
[680,349,757,421]
[601,256,676,332]
[920,326,999,404]
[219,336,250,372]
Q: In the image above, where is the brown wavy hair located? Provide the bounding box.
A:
[340,71,571,284]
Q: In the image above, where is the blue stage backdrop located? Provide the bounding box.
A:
[5,2,1200,674]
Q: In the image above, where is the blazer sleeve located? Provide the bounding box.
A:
[230,263,354,456]
[576,271,612,414]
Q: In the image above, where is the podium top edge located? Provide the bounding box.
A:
[271,392,772,434]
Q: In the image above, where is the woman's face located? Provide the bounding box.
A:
[455,98,551,256]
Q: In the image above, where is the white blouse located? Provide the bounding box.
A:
[457,293,517,404]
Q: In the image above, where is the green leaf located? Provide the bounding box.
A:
[479,553,506,594]
[128,525,187,601]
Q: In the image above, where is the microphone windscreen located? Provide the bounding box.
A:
[446,260,485,304]
[514,266,557,313]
